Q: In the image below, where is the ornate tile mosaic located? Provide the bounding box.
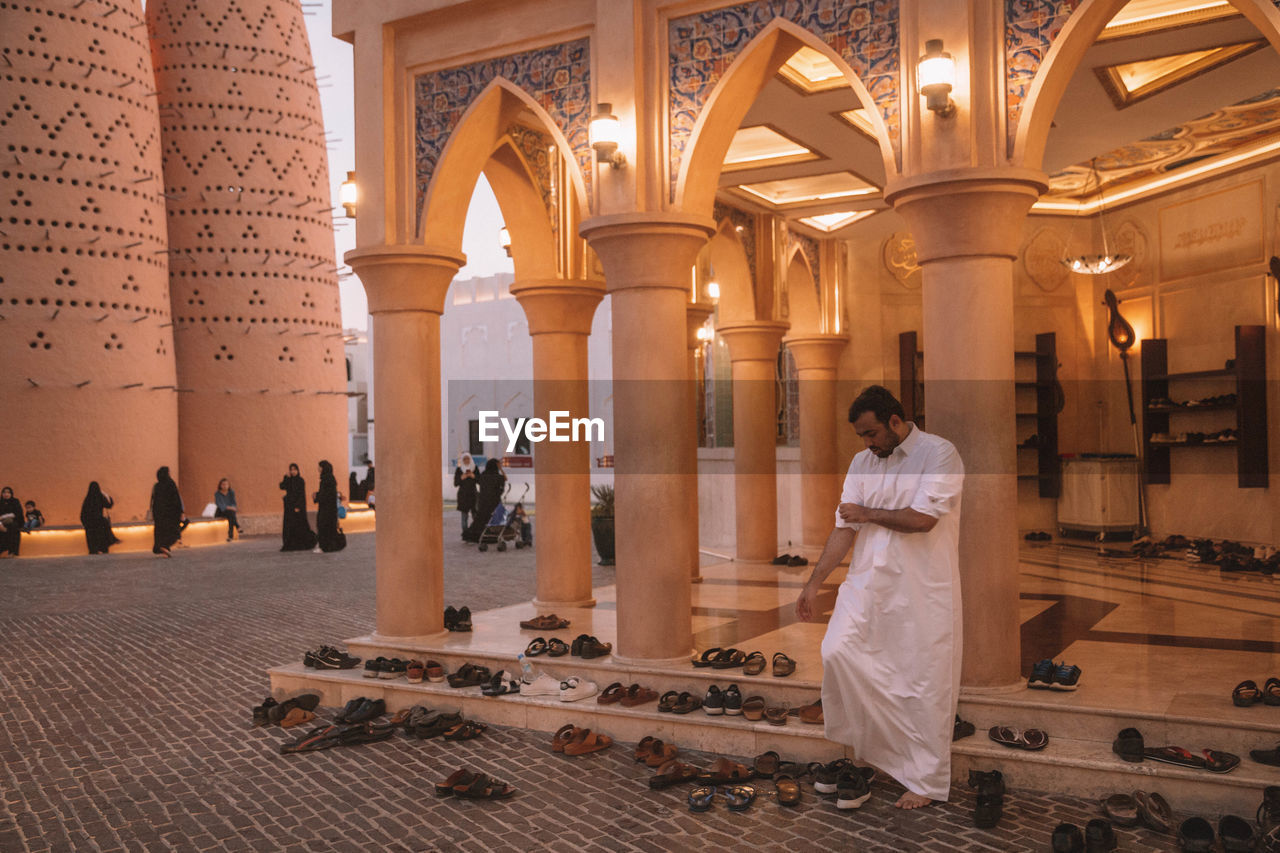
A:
[414,38,590,229]
[505,123,557,227]
[1005,0,1082,156]
[790,231,820,294]
[714,200,758,286]
[669,0,901,202]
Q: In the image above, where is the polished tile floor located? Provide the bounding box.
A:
[454,542,1280,717]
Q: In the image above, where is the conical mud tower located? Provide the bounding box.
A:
[147,0,347,519]
[0,0,178,522]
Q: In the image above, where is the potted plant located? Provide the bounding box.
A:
[589,484,614,566]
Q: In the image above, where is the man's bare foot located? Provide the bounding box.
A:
[894,791,932,809]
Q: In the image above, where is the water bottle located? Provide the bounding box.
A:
[516,652,535,684]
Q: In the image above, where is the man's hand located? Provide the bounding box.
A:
[795,582,819,622]
[837,502,871,524]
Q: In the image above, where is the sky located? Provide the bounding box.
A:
[303,1,513,331]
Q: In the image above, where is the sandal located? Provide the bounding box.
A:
[416,712,463,740]
[1266,677,1280,706]
[765,705,788,726]
[443,721,486,741]
[742,695,766,721]
[670,692,702,715]
[519,614,569,630]
[453,606,472,632]
[480,670,521,696]
[546,637,570,657]
[1143,745,1205,769]
[446,663,490,688]
[711,648,745,669]
[723,784,757,812]
[1250,743,1280,767]
[772,652,796,677]
[1234,679,1263,706]
[1100,793,1139,827]
[774,773,801,807]
[1135,791,1172,833]
[691,648,722,668]
[699,757,752,785]
[752,750,780,778]
[688,785,715,812]
[657,690,681,713]
[563,728,613,755]
[742,651,767,676]
[798,699,823,725]
[552,723,578,753]
[1203,748,1241,773]
[598,682,625,705]
[455,773,514,800]
[644,740,678,768]
[953,714,976,741]
[633,735,658,762]
[619,684,658,707]
[649,760,699,790]
[434,768,476,797]
[524,637,548,657]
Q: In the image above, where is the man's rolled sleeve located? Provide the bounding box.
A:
[908,442,965,519]
[834,467,864,530]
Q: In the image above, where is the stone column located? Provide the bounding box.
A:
[685,301,715,581]
[345,245,463,638]
[782,334,848,556]
[717,320,789,563]
[885,174,1043,690]
[510,279,605,609]
[579,213,714,665]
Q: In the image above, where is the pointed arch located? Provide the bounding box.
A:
[418,78,588,250]
[675,19,896,217]
[483,140,557,281]
[784,245,821,336]
[1010,0,1280,169]
[707,220,756,324]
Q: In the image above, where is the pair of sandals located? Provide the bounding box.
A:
[446,663,491,688]
[691,648,796,677]
[279,720,396,754]
[988,725,1049,751]
[518,613,570,631]
[741,651,796,678]
[524,636,570,657]
[600,682,659,707]
[1099,791,1172,833]
[633,735,678,767]
[649,759,701,790]
[551,723,612,755]
[434,769,513,799]
[1178,815,1258,853]
[480,670,521,697]
[570,634,612,659]
[689,784,756,812]
[1233,678,1280,706]
[657,690,702,714]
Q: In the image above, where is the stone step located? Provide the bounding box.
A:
[267,662,843,765]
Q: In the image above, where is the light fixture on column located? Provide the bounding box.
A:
[1061,159,1131,275]
[339,171,357,218]
[918,39,956,118]
[696,325,713,343]
[498,224,512,257]
[589,103,626,169]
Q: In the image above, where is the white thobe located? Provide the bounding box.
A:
[820,424,964,801]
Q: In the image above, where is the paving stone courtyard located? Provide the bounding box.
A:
[0,520,1187,852]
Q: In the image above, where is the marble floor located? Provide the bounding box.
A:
[429,542,1280,718]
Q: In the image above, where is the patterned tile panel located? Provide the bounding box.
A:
[669,1,901,202]
[1005,0,1083,155]
[415,39,590,228]
[505,123,557,226]
[791,231,820,294]
[714,200,758,286]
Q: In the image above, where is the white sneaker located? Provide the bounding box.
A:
[523,672,561,697]
[559,677,598,702]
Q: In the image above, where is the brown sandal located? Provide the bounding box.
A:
[455,773,514,799]
[598,682,626,705]
[742,695,766,721]
[434,768,477,797]
[620,684,659,707]
[563,728,613,756]
[699,757,752,784]
[552,723,578,753]
[765,705,789,726]
[649,760,699,789]
[644,740,678,767]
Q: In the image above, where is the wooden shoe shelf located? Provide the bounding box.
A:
[1139,325,1268,489]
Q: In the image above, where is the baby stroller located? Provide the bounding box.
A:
[477,483,530,552]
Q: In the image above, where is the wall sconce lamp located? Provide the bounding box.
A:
[696,326,713,343]
[340,171,358,218]
[918,39,956,118]
[589,103,626,169]
[706,281,720,301]
[498,225,512,257]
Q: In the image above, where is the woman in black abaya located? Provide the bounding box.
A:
[80,481,114,555]
[464,458,506,543]
[150,467,184,557]
[0,486,22,557]
[314,460,346,553]
[453,452,478,540]
[279,462,316,551]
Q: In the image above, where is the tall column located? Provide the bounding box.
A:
[685,301,715,581]
[580,213,713,665]
[510,279,605,609]
[783,334,848,556]
[717,321,789,563]
[345,245,462,638]
[886,174,1043,690]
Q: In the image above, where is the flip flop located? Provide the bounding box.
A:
[1202,748,1240,773]
[742,651,767,676]
[774,774,801,807]
[1143,746,1205,769]
[723,784,756,812]
[443,721,486,741]
[524,637,548,657]
[688,785,715,812]
[546,637,570,657]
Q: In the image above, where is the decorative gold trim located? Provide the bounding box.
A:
[1096,3,1239,42]
[1094,40,1265,110]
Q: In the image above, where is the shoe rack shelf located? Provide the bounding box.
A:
[898,331,1060,498]
[1139,325,1268,489]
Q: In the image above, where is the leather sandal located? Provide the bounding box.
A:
[598,682,625,705]
[455,773,514,799]
[634,735,658,762]
[772,652,796,677]
[752,750,780,778]
[1135,791,1172,833]
[742,695,766,721]
[1266,678,1280,706]
[775,773,801,807]
[657,691,681,712]
[434,768,476,797]
[1100,793,1139,827]
[711,648,745,669]
[546,637,569,657]
[524,637,548,656]
[574,635,612,659]
[563,728,612,755]
[644,739,678,768]
[699,757,752,785]
[519,613,569,630]
[742,651,767,676]
[443,721,486,741]
[1234,679,1263,706]
[649,760,699,790]
[415,712,463,740]
[798,699,823,725]
[765,705,788,726]
[691,648,722,668]
[670,692,702,714]
[552,724,579,753]
[619,684,658,707]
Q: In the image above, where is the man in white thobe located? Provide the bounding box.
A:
[796,385,964,809]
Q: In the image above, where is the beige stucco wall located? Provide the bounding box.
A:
[148,0,348,517]
[0,0,179,524]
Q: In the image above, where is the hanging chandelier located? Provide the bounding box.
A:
[1061,158,1131,275]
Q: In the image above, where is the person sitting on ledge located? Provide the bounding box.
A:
[23,500,45,531]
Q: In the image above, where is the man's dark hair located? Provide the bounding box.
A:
[848,384,905,425]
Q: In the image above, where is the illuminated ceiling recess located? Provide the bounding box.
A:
[1095,40,1265,109]
[723,126,819,172]
[1099,0,1237,40]
[735,172,878,206]
[777,46,846,93]
[797,210,878,233]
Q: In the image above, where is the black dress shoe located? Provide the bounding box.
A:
[443,606,459,631]
[345,697,385,724]
[251,697,277,727]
